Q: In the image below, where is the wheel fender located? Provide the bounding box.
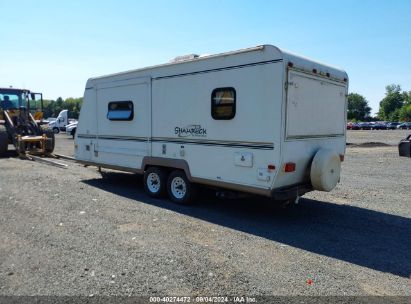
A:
[310,148,341,192]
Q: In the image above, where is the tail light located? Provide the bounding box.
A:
[284,162,296,172]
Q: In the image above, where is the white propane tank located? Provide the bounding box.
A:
[310,149,341,192]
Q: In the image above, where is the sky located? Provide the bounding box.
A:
[1,0,410,115]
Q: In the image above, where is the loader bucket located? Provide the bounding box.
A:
[16,134,53,157]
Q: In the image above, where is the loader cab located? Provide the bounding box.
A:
[28,92,44,121]
[0,88,44,121]
[0,89,26,110]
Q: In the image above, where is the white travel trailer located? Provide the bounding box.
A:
[75,45,348,204]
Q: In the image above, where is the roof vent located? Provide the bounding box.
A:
[171,54,200,62]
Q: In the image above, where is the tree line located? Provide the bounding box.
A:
[348,84,411,122]
[42,97,83,119]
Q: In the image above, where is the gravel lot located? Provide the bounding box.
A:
[0,130,410,296]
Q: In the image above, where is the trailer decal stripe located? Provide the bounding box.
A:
[77,134,274,150]
[152,59,283,80]
[152,140,273,150]
[77,134,97,139]
[151,138,274,149]
[77,134,147,141]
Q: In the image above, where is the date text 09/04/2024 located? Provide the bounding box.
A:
[149,296,257,303]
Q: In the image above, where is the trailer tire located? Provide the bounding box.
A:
[41,127,55,153]
[0,125,8,157]
[144,167,168,198]
[167,170,196,205]
[310,148,341,192]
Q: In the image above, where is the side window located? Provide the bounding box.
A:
[211,87,236,120]
[107,101,134,121]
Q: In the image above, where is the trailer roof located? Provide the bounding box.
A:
[88,44,348,84]
[0,88,30,93]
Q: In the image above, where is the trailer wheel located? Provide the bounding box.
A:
[0,125,8,157]
[144,167,168,198]
[167,170,196,205]
[41,127,55,153]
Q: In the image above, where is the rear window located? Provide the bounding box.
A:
[107,101,134,121]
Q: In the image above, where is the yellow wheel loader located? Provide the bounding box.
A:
[0,88,54,157]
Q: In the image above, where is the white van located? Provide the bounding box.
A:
[75,45,348,204]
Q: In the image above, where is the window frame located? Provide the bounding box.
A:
[211,87,236,120]
[107,100,134,121]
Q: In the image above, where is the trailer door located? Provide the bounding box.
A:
[95,77,151,170]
